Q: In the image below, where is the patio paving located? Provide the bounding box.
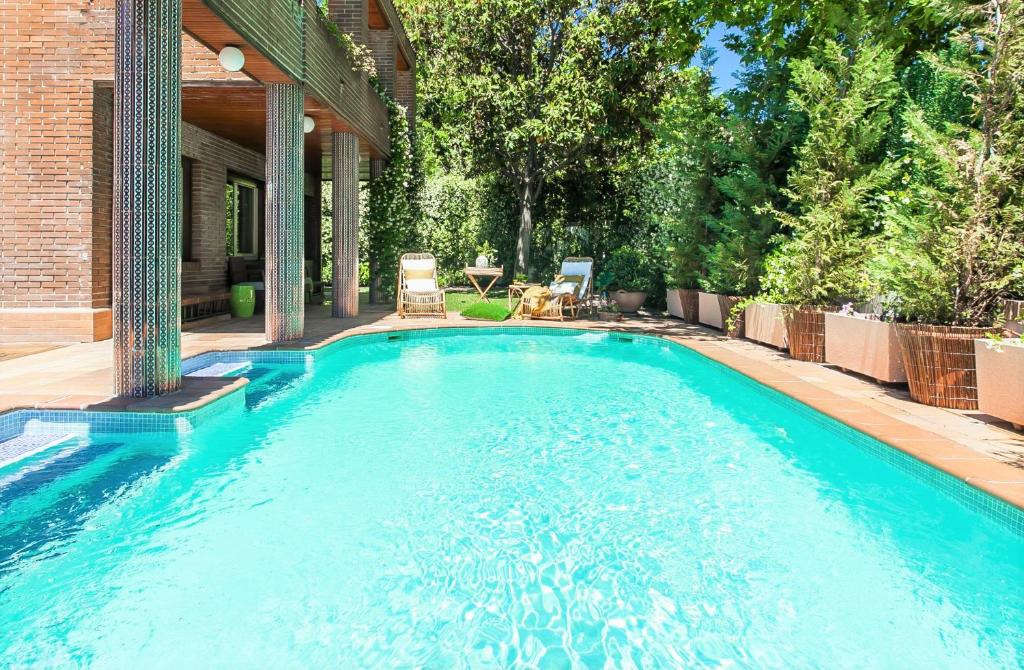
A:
[1,303,1022,507]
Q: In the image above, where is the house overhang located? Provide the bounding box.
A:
[182,0,392,160]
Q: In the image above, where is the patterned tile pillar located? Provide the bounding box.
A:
[113,0,182,398]
[367,157,386,305]
[332,132,360,318]
[265,83,305,342]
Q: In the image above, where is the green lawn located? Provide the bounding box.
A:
[445,287,509,313]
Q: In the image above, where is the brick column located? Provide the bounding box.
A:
[368,29,396,98]
[367,157,386,304]
[331,132,360,318]
[265,83,305,342]
[113,0,182,398]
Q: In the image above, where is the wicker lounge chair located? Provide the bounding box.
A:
[398,252,447,318]
[518,257,594,321]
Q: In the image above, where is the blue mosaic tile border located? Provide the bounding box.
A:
[182,349,313,375]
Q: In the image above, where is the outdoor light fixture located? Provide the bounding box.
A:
[303,116,316,134]
[218,46,245,72]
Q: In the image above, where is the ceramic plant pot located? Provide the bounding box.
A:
[611,290,647,313]
[975,339,1024,429]
[745,302,787,349]
[824,313,906,383]
[896,324,992,409]
[475,255,490,268]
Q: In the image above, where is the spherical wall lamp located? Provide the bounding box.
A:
[303,116,316,134]
[218,46,245,72]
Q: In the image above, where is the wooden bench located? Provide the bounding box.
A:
[181,291,231,323]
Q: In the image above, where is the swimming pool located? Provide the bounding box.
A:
[1,328,1021,667]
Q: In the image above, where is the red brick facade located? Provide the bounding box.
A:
[1,3,290,342]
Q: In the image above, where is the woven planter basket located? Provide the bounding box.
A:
[895,324,992,410]
[679,289,700,323]
[718,295,745,338]
[785,307,830,362]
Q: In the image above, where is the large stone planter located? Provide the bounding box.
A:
[610,290,647,313]
[975,339,1024,430]
[666,288,699,323]
[824,313,906,383]
[745,302,788,349]
[698,292,744,336]
[896,324,991,410]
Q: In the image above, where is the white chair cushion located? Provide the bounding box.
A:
[405,278,438,292]
[402,258,435,272]
[549,280,580,296]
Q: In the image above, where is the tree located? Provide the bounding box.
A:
[761,26,899,305]
[397,0,691,276]
[872,0,1024,325]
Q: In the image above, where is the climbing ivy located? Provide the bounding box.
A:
[364,96,420,301]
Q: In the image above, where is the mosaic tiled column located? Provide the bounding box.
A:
[367,157,386,304]
[113,0,182,397]
[331,132,360,318]
[265,83,305,342]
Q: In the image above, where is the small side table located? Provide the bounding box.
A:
[464,266,504,302]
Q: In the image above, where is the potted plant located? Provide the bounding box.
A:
[594,297,623,322]
[474,240,497,268]
[599,247,651,313]
[664,225,702,323]
[975,334,1024,430]
[824,302,906,383]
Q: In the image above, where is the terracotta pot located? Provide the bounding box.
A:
[610,290,647,313]
[597,311,623,322]
[975,339,1024,430]
[785,307,830,362]
[745,302,788,349]
[666,289,700,323]
[896,324,991,410]
[824,313,906,383]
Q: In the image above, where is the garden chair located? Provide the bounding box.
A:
[397,253,447,318]
[518,257,593,321]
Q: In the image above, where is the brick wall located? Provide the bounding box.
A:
[368,29,396,97]
[395,68,415,130]
[327,0,368,45]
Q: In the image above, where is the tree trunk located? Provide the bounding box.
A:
[514,191,533,278]
[368,259,381,304]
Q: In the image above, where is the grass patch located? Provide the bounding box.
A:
[460,301,511,321]
[445,288,507,313]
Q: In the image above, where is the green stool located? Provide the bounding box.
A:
[230,284,256,319]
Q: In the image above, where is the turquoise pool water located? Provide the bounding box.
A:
[1,330,1021,668]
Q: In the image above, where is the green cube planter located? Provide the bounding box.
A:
[230,284,256,319]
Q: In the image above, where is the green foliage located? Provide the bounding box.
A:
[460,302,512,321]
[761,27,899,306]
[364,98,419,301]
[597,246,655,292]
[870,1,1024,325]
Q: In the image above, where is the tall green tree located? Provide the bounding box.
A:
[761,27,899,305]
[872,0,1024,324]
[396,0,694,276]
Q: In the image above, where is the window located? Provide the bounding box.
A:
[226,177,259,257]
[182,157,194,260]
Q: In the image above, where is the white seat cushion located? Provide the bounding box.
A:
[559,261,592,297]
[549,280,580,296]
[405,278,438,292]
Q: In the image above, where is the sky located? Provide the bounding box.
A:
[702,22,743,93]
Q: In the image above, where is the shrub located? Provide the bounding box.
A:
[597,246,655,292]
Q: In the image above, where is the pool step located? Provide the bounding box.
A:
[0,432,77,469]
[185,361,251,378]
